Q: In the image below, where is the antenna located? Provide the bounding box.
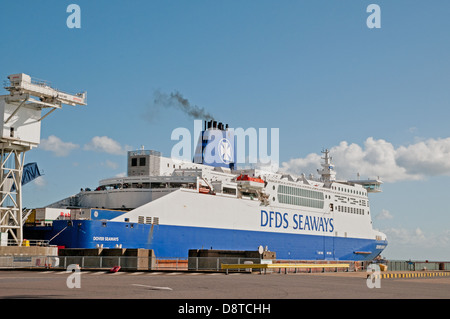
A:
[318,149,336,182]
[0,73,86,245]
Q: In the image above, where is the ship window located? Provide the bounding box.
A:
[131,158,137,167]
[139,157,146,166]
[277,185,324,209]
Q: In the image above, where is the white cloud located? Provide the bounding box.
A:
[280,136,450,182]
[279,152,321,178]
[379,227,450,260]
[115,172,127,178]
[39,135,79,157]
[84,136,131,155]
[382,227,450,248]
[381,227,425,246]
[375,209,393,220]
[396,137,450,177]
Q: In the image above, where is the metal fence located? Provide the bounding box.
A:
[1,255,449,272]
[0,255,58,269]
[0,255,260,271]
[0,255,362,272]
[386,260,450,271]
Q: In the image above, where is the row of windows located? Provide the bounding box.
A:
[278,194,324,209]
[331,185,365,196]
[278,185,324,200]
[336,205,366,215]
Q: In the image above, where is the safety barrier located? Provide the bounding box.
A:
[385,260,450,271]
[2,254,449,276]
[221,263,350,274]
[371,271,450,280]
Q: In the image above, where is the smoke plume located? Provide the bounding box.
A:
[151,90,215,121]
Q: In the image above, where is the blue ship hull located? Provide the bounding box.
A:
[26,219,387,261]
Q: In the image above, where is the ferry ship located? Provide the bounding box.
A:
[26,120,387,260]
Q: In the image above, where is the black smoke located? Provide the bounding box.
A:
[150,90,215,121]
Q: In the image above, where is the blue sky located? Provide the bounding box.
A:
[1,1,450,260]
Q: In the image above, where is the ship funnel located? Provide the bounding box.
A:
[193,119,236,169]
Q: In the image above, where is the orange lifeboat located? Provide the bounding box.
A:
[236,174,264,184]
[236,174,264,183]
[236,174,265,190]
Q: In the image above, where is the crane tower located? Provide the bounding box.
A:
[0,73,86,246]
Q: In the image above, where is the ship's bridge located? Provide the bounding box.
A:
[348,179,383,193]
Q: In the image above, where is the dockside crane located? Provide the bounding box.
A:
[0,73,86,246]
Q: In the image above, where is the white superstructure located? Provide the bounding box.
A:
[114,150,384,236]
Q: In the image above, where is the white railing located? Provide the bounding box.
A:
[3,239,50,247]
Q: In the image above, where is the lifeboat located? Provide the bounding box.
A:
[236,174,264,183]
[236,174,265,190]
